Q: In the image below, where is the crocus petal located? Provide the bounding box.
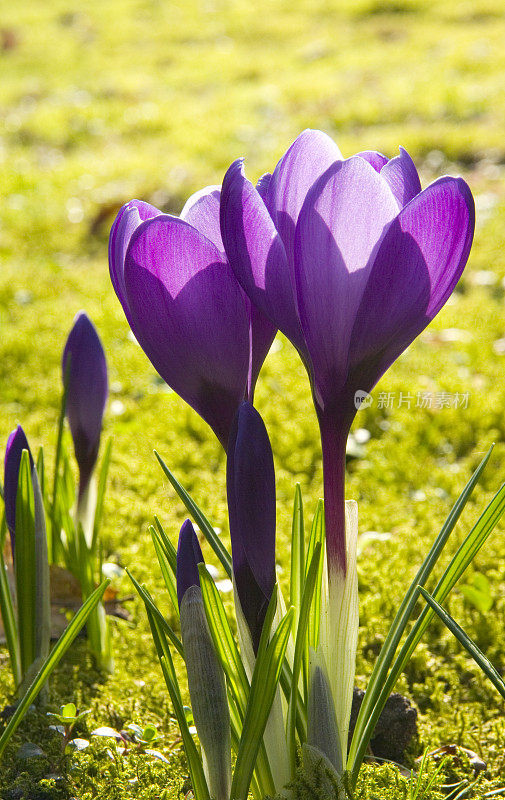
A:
[256,172,272,199]
[221,159,307,356]
[247,301,277,401]
[380,147,422,208]
[62,312,108,493]
[356,150,388,172]
[294,156,399,409]
[266,129,344,262]
[349,176,475,392]
[180,185,224,253]
[4,425,33,545]
[124,215,250,448]
[177,519,205,608]
[227,402,276,654]
[109,200,160,314]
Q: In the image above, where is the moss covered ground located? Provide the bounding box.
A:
[1,0,505,796]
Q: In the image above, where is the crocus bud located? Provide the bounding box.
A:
[4,425,33,553]
[307,648,342,775]
[62,312,108,496]
[176,518,204,609]
[226,401,276,655]
[177,521,231,800]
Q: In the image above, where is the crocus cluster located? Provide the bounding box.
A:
[109,130,475,794]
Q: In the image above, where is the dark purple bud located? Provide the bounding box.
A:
[227,402,276,654]
[62,312,108,494]
[176,519,205,609]
[4,425,33,552]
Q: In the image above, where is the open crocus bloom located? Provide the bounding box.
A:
[109,187,276,450]
[221,129,475,576]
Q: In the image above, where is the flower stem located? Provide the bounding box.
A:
[317,409,349,577]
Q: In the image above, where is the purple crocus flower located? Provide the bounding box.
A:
[109,188,276,450]
[227,401,276,654]
[176,518,205,608]
[62,312,108,497]
[221,129,475,576]
[4,425,34,554]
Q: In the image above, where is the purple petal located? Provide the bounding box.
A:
[62,312,108,493]
[349,176,475,392]
[124,215,250,449]
[247,300,277,401]
[221,159,307,357]
[180,185,224,253]
[380,147,421,208]
[109,200,161,317]
[4,425,33,550]
[176,519,205,608]
[227,402,276,654]
[356,150,388,172]
[256,172,272,200]
[294,156,399,409]
[267,130,343,260]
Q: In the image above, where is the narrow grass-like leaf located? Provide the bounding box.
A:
[348,446,494,782]
[287,543,321,774]
[150,526,179,617]
[32,466,50,668]
[230,605,294,800]
[36,447,45,507]
[0,547,21,687]
[92,437,112,553]
[154,451,231,577]
[0,580,109,759]
[306,499,324,652]
[350,475,505,787]
[51,367,70,561]
[15,450,36,675]
[153,515,177,574]
[198,565,276,797]
[144,605,211,800]
[126,569,184,657]
[419,587,505,700]
[290,483,304,631]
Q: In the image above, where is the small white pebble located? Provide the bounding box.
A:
[110,399,125,416]
[354,428,371,445]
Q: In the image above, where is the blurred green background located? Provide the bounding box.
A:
[1,0,505,796]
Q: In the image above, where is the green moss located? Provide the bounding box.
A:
[2,0,505,796]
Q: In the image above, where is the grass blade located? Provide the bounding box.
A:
[230,605,294,800]
[0,580,109,759]
[15,450,36,675]
[290,483,304,630]
[92,437,112,553]
[153,515,177,574]
[150,525,179,617]
[154,451,232,577]
[126,569,184,657]
[348,446,494,781]
[287,542,321,775]
[0,547,21,687]
[350,475,505,786]
[419,587,505,700]
[144,605,211,800]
